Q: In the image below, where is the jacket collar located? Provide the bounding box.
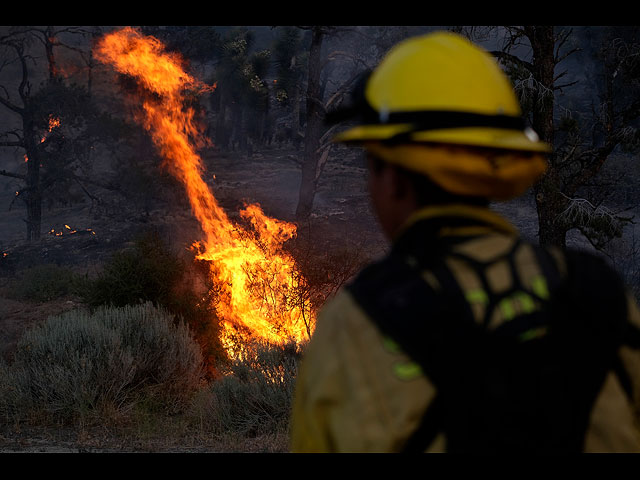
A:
[392,204,518,254]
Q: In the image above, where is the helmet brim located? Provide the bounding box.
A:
[333,124,551,154]
[361,141,549,201]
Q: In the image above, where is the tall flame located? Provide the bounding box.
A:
[95,27,313,355]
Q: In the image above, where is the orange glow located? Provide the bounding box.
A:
[49,224,94,236]
[95,27,314,356]
[40,115,61,143]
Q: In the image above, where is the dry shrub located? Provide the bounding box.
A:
[288,237,372,323]
[83,230,226,377]
[189,340,300,438]
[0,302,204,425]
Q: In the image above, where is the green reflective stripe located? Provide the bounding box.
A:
[518,326,548,342]
[499,297,516,320]
[531,275,550,300]
[497,291,540,322]
[393,362,423,380]
[465,288,489,305]
[514,291,536,314]
[382,336,402,354]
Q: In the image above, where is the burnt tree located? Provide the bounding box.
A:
[210,28,271,152]
[0,32,46,241]
[272,26,307,147]
[485,26,640,248]
[294,26,378,221]
[295,26,329,221]
[0,26,122,241]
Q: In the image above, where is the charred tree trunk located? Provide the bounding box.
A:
[0,39,46,242]
[23,118,42,241]
[215,100,229,150]
[44,26,58,80]
[535,169,568,247]
[237,107,248,152]
[526,26,567,247]
[295,27,326,221]
[291,78,301,143]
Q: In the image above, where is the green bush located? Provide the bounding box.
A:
[0,302,204,424]
[6,263,88,302]
[83,231,183,308]
[83,231,226,377]
[196,340,300,437]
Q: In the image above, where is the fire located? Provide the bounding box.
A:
[48,115,61,130]
[40,115,61,143]
[48,224,95,236]
[95,27,314,355]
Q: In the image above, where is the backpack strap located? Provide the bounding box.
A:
[347,249,483,452]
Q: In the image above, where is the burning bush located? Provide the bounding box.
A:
[95,28,315,359]
[0,302,203,424]
[82,231,226,377]
[190,340,300,437]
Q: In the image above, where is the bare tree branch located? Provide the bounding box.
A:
[554,80,580,91]
[557,46,581,64]
[0,169,26,180]
[490,50,534,73]
[0,139,23,147]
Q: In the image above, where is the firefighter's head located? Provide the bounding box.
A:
[328,31,550,237]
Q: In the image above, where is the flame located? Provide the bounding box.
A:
[95,27,314,355]
[40,115,61,143]
[48,116,61,130]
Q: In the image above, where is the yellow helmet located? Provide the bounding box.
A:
[329,31,550,200]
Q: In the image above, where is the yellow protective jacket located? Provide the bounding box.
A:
[290,204,640,453]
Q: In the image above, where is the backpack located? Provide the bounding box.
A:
[347,236,638,453]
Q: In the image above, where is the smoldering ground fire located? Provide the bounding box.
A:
[94,27,315,357]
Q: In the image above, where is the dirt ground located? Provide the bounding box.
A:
[0,422,290,453]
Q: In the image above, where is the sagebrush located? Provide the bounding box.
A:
[82,230,226,377]
[188,340,301,438]
[0,302,204,425]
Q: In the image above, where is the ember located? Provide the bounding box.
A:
[95,27,314,357]
[40,115,61,144]
[48,224,96,236]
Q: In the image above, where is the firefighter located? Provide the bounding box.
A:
[289,31,640,453]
